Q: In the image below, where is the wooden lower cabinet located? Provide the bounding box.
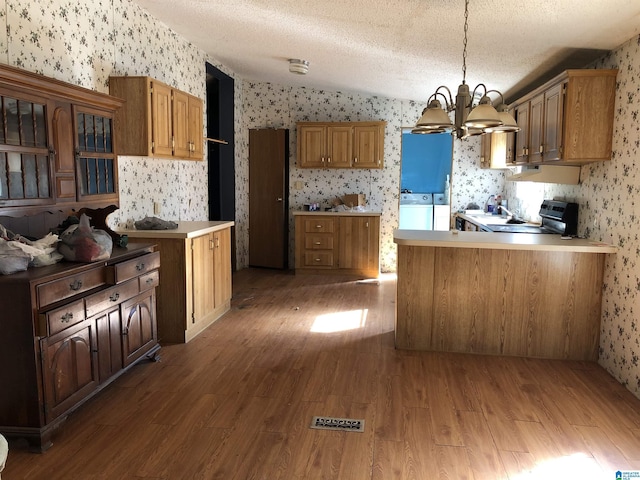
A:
[295,214,380,277]
[124,224,233,343]
[0,244,160,452]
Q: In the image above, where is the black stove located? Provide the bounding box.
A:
[486,200,578,235]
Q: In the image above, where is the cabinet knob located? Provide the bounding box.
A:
[327,157,331,163]
[539,145,544,153]
[354,157,358,163]
[276,197,283,202]
[69,279,83,291]
[61,312,73,323]
[135,262,146,271]
[315,258,321,262]
[109,292,120,302]
[314,241,321,245]
[315,225,322,228]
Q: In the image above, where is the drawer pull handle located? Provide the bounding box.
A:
[315,241,321,245]
[146,278,154,285]
[136,262,145,271]
[69,280,83,291]
[61,312,73,323]
[315,258,321,262]
[316,225,322,228]
[109,292,120,302]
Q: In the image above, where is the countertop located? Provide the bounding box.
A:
[293,210,382,216]
[393,229,617,253]
[118,220,235,239]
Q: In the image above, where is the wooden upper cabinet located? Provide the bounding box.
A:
[514,101,530,164]
[297,121,385,169]
[151,81,173,157]
[528,93,544,164]
[510,69,617,165]
[353,124,384,168]
[297,124,327,168]
[109,76,203,161]
[0,64,123,216]
[480,131,515,169]
[326,125,352,167]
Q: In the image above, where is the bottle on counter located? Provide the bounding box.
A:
[485,194,495,213]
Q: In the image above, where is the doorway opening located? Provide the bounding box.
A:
[206,62,236,269]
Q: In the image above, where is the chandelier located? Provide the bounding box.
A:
[412,0,519,138]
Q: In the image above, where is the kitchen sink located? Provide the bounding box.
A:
[485,224,552,234]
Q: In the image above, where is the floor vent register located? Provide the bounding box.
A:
[310,416,365,433]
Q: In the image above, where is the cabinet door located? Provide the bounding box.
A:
[213,228,232,308]
[0,94,53,208]
[41,319,99,423]
[298,125,327,168]
[94,307,123,382]
[151,81,173,157]
[121,290,157,368]
[338,216,379,274]
[172,89,190,158]
[543,83,564,162]
[326,125,352,167]
[353,124,383,168]
[528,93,545,164]
[188,95,203,160]
[480,132,514,169]
[514,102,530,164]
[191,233,215,325]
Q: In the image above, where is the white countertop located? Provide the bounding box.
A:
[293,210,382,216]
[457,211,541,227]
[118,220,234,239]
[394,229,617,253]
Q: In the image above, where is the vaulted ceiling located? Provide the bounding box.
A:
[134,0,640,103]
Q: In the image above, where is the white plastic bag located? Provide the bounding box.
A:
[0,239,31,274]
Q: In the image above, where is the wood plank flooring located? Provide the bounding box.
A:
[5,268,640,479]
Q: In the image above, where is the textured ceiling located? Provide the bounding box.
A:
[133,0,640,103]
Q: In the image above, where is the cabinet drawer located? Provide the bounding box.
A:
[37,267,106,309]
[85,278,139,318]
[304,218,334,233]
[304,235,334,250]
[304,251,334,267]
[139,269,159,292]
[40,299,86,336]
[107,251,160,284]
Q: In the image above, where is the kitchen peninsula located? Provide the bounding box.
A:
[394,230,616,360]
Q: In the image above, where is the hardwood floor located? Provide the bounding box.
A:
[5,268,640,479]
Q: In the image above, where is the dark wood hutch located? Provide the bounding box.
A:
[0,64,161,452]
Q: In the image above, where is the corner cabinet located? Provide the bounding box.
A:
[109,76,203,161]
[0,244,160,452]
[511,69,617,165]
[294,213,380,277]
[297,121,385,169]
[119,221,233,343]
[0,64,124,216]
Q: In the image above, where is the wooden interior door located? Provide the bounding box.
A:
[249,128,289,269]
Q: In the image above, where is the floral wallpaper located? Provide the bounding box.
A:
[1,0,639,399]
[0,0,234,232]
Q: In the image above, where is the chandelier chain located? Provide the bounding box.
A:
[462,0,469,84]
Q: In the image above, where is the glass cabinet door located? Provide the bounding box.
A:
[75,108,118,202]
[0,95,53,207]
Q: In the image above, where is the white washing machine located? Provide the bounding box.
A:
[399,193,433,230]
